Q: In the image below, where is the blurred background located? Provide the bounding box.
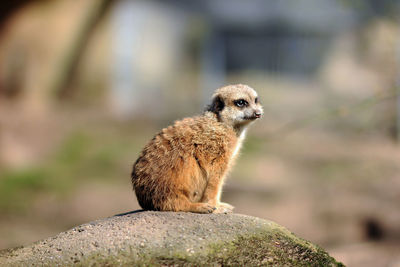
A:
[0,0,399,266]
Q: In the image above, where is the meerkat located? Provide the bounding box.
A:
[131,84,263,213]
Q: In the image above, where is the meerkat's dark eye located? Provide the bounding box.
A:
[255,97,258,104]
[234,99,248,107]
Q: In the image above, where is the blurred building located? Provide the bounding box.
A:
[0,0,398,119]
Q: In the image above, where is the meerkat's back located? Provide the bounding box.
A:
[131,84,263,213]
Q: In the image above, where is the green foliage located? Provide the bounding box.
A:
[55,132,91,165]
[0,168,49,211]
[0,127,146,213]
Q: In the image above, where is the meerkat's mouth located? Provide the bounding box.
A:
[243,115,259,121]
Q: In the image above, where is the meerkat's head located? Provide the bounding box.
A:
[206,84,263,132]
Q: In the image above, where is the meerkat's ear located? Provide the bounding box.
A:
[206,95,225,114]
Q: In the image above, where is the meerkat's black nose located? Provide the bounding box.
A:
[254,111,262,118]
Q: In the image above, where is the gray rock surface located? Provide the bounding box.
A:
[0,211,343,266]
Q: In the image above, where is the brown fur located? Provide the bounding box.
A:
[131,84,263,213]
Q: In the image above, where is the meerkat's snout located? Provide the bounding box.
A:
[253,105,263,118]
[247,95,264,120]
[253,108,263,119]
[248,105,263,120]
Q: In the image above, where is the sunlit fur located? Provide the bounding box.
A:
[131,84,263,213]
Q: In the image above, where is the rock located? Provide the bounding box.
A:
[0,211,344,266]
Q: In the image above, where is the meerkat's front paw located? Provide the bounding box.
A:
[194,203,217,214]
[214,202,235,214]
